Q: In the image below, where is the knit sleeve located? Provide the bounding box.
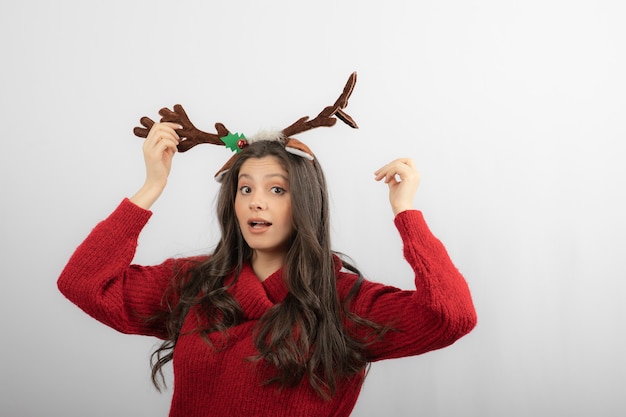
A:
[57,199,182,339]
[346,210,477,361]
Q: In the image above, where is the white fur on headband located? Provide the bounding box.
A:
[285,147,315,160]
[247,129,315,160]
[247,129,285,144]
[215,169,229,183]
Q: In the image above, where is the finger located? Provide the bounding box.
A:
[143,130,179,155]
[374,163,403,182]
[144,139,178,163]
[154,135,179,153]
[375,158,417,180]
[390,166,420,187]
[150,122,181,135]
[392,160,418,180]
[161,122,183,131]
[374,167,397,183]
[374,158,414,173]
[374,162,394,181]
[159,134,179,149]
[146,123,181,143]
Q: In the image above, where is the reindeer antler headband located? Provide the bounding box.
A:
[133,72,359,182]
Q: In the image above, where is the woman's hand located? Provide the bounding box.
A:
[130,122,180,210]
[374,158,421,216]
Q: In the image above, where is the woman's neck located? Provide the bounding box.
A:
[250,251,286,281]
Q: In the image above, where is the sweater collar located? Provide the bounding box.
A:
[226,263,288,320]
[226,256,343,320]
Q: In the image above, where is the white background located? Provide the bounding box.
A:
[1,1,625,416]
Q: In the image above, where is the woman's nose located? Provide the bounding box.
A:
[249,199,266,210]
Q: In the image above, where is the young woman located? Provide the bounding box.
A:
[58,100,476,416]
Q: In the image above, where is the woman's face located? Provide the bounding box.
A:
[235,156,293,259]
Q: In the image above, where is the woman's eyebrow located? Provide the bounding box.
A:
[238,173,289,181]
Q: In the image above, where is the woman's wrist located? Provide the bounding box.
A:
[392,202,414,216]
[130,181,166,210]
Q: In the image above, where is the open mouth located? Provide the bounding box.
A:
[249,221,272,228]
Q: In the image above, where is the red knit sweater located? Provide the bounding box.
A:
[57,198,476,417]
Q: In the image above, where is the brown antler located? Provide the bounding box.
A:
[282,72,359,138]
[133,104,231,152]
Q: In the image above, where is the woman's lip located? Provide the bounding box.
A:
[247,222,271,233]
[248,218,272,226]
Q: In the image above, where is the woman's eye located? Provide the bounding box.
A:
[239,186,252,194]
[271,186,286,194]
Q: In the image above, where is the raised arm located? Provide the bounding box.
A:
[57,199,181,338]
[131,122,180,210]
[341,158,476,360]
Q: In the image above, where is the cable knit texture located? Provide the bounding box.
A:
[58,198,476,417]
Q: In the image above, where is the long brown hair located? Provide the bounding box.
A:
[150,140,386,399]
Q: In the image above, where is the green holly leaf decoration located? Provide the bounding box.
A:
[220,132,246,153]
